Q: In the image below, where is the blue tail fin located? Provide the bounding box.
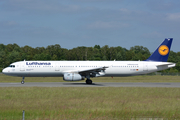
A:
[145,38,173,62]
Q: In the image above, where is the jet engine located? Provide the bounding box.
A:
[63,73,84,81]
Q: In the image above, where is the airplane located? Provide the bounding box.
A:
[2,38,176,84]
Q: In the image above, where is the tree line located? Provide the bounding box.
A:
[0,43,180,73]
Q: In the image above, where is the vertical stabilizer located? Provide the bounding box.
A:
[145,38,173,62]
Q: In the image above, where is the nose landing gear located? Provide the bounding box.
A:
[21,77,25,84]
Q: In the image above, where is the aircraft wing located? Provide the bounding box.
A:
[79,66,108,77]
[63,66,108,77]
[78,66,108,73]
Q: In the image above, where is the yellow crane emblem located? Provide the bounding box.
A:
[158,45,169,56]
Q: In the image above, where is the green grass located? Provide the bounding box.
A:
[1,75,180,119]
[1,87,180,119]
[0,74,180,83]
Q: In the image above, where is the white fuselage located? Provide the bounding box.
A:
[2,61,176,77]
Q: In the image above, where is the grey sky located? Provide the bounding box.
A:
[0,0,180,52]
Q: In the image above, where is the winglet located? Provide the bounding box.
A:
[145,38,173,62]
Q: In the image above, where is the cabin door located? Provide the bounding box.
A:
[20,61,25,71]
[55,64,60,71]
[143,63,148,71]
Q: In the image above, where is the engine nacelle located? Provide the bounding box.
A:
[63,73,84,81]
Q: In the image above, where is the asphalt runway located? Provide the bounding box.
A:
[0,82,180,87]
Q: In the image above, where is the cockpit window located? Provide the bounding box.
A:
[8,65,15,68]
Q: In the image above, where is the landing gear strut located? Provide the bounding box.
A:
[21,77,25,84]
[86,79,92,84]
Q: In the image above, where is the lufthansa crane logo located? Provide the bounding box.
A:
[158,45,169,56]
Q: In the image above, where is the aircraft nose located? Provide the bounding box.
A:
[2,68,7,74]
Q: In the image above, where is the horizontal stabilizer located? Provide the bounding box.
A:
[156,62,176,67]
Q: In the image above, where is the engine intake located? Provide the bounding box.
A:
[63,73,84,81]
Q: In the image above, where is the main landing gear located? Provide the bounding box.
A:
[21,77,25,84]
[85,75,93,84]
[86,79,92,84]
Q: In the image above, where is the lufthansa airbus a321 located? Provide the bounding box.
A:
[2,38,176,84]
